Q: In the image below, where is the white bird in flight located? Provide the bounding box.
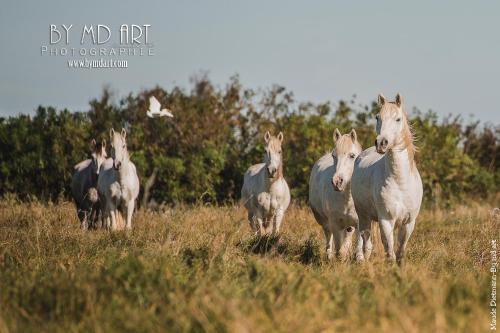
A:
[147,96,174,118]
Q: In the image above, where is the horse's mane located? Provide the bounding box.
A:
[74,159,91,171]
[382,102,416,171]
[402,112,416,171]
[267,136,284,180]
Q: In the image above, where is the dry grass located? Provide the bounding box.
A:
[0,199,497,332]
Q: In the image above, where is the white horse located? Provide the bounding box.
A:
[352,93,423,263]
[309,129,362,260]
[241,131,291,235]
[71,139,107,229]
[97,128,140,230]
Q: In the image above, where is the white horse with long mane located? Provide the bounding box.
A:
[309,129,362,260]
[241,131,291,235]
[352,93,423,263]
[97,128,140,230]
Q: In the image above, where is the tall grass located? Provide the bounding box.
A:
[0,200,497,332]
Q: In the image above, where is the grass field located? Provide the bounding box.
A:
[0,199,497,332]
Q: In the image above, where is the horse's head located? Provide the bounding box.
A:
[263,131,284,179]
[375,93,409,154]
[331,128,362,191]
[90,139,107,176]
[110,128,128,170]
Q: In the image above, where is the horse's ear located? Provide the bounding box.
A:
[121,128,127,140]
[350,129,357,142]
[378,94,386,106]
[110,128,115,140]
[395,93,403,107]
[264,131,271,143]
[277,131,284,142]
[333,128,341,144]
[90,139,96,150]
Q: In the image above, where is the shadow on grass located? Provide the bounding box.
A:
[237,234,322,266]
[238,234,281,254]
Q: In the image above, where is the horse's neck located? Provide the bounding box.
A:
[262,164,283,193]
[384,147,413,183]
[342,182,354,206]
[85,164,97,186]
[117,151,132,182]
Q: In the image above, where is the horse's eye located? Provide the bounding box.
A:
[349,153,356,159]
[396,118,401,122]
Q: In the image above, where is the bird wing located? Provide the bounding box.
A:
[149,96,161,113]
[160,109,174,118]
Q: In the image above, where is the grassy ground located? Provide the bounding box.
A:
[0,199,497,332]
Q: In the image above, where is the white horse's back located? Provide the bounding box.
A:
[74,159,92,172]
[309,154,336,218]
[241,163,265,206]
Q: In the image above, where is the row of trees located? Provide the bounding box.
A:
[0,75,498,207]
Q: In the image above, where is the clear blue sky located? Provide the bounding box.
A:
[0,0,498,123]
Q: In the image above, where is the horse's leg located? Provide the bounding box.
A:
[81,209,89,230]
[109,203,117,231]
[355,228,364,262]
[94,204,102,229]
[76,204,85,224]
[88,205,96,229]
[125,200,135,230]
[379,219,396,262]
[396,218,416,264]
[321,223,334,260]
[262,213,272,235]
[264,217,273,235]
[338,226,355,262]
[103,207,110,229]
[273,208,284,234]
[331,223,343,259]
[256,215,265,236]
[355,215,372,262]
[247,212,257,233]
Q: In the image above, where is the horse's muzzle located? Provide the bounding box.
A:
[267,166,277,178]
[331,175,344,192]
[375,136,388,154]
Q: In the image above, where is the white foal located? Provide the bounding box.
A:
[241,131,291,235]
[352,93,423,263]
[309,129,362,260]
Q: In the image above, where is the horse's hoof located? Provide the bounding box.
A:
[386,255,397,264]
